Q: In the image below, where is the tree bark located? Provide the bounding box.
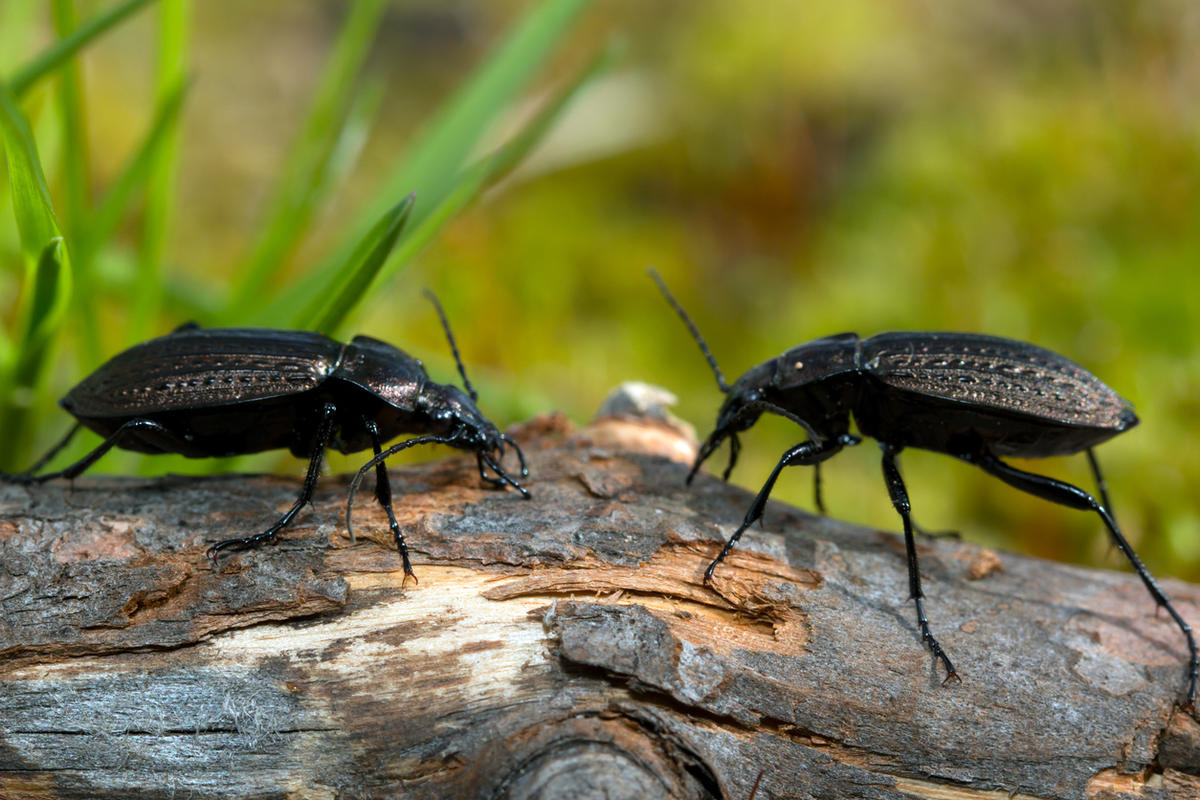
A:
[1,403,1199,799]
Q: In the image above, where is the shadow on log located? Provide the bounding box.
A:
[1,394,1199,799]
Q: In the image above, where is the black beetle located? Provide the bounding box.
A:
[0,291,529,581]
[650,270,1197,705]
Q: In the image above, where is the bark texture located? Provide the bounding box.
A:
[1,405,1199,800]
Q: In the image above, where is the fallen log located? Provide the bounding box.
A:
[1,395,1198,799]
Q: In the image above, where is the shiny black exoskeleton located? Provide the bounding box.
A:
[0,292,529,581]
[651,270,1196,706]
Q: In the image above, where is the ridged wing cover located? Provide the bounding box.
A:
[861,332,1136,430]
[63,328,343,418]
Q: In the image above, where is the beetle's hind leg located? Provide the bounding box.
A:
[1086,448,1116,516]
[912,521,960,541]
[2,419,185,484]
[880,443,960,686]
[1,423,83,481]
[208,403,337,563]
[966,446,1198,707]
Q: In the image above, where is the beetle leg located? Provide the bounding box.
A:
[361,417,417,584]
[880,443,960,686]
[1086,448,1116,521]
[345,433,461,544]
[812,463,826,515]
[1,422,83,480]
[475,454,507,488]
[499,434,529,478]
[813,434,863,517]
[754,399,822,441]
[208,402,338,563]
[892,448,959,540]
[967,447,1198,707]
[911,521,960,540]
[721,433,741,482]
[687,430,725,485]
[2,419,183,484]
[479,451,531,499]
[705,437,844,584]
[911,523,959,540]
[1086,448,1122,561]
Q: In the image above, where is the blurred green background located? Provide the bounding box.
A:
[1,1,1197,579]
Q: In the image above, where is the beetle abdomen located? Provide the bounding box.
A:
[63,328,343,419]
[861,332,1136,431]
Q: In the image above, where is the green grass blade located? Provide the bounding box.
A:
[76,78,186,361]
[129,0,187,343]
[0,80,72,466]
[255,0,592,328]
[9,0,159,98]
[53,0,102,366]
[300,194,415,334]
[321,41,618,335]
[20,237,70,357]
[320,73,385,205]
[0,84,68,274]
[0,5,35,366]
[83,79,187,256]
[0,4,38,75]
[0,330,11,375]
[53,0,90,233]
[223,0,388,322]
[369,0,591,223]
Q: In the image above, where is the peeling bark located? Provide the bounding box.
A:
[1,406,1199,799]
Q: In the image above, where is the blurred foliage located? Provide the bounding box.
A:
[1,0,1197,580]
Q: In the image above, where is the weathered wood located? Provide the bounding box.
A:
[1,406,1199,799]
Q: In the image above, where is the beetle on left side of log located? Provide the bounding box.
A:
[0,291,529,581]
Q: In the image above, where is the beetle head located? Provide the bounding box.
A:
[422,384,499,445]
[415,382,530,498]
[422,290,530,496]
[687,365,773,484]
[688,337,860,484]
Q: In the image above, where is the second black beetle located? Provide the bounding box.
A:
[651,270,1197,706]
[0,292,529,580]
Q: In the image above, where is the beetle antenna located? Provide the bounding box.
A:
[345,432,457,540]
[647,268,730,394]
[423,289,478,402]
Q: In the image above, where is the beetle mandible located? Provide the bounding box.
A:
[650,270,1197,705]
[0,291,529,582]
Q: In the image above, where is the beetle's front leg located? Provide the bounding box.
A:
[208,402,338,562]
[720,433,741,482]
[705,435,848,584]
[475,453,507,489]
